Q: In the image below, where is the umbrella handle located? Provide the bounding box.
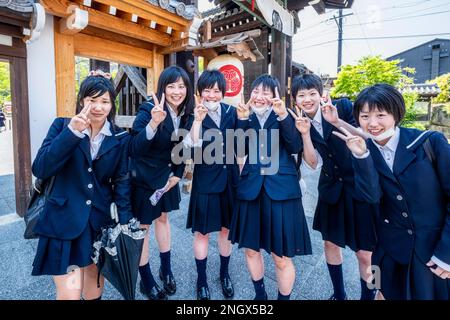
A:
[110,202,119,223]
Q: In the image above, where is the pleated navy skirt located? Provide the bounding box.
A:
[132,185,181,225]
[313,186,377,252]
[372,247,450,300]
[32,222,97,276]
[229,187,312,258]
[186,182,234,235]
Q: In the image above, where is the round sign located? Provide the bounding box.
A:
[219,64,243,97]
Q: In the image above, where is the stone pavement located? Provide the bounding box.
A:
[0,128,361,300]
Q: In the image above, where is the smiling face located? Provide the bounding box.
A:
[295,88,321,117]
[358,103,396,145]
[200,82,223,102]
[250,84,273,108]
[83,91,112,125]
[165,77,187,109]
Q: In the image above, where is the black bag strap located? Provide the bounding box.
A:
[423,137,436,166]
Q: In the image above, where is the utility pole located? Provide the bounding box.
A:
[332,10,352,74]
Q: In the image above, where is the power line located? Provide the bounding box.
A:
[352,7,373,55]
[293,33,450,51]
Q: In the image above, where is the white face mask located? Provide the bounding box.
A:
[203,100,220,112]
[252,105,269,116]
[368,126,396,142]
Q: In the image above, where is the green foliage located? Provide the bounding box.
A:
[331,55,415,100]
[0,62,11,107]
[401,92,422,129]
[428,73,450,103]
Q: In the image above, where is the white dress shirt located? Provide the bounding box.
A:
[69,120,112,160]
[310,110,324,138]
[208,105,221,128]
[255,107,273,128]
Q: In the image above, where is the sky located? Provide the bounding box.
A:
[197,0,450,77]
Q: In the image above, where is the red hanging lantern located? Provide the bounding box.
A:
[251,0,255,11]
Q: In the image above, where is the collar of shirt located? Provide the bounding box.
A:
[312,109,322,126]
[208,103,222,117]
[82,120,112,139]
[255,106,273,126]
[167,104,184,119]
[373,126,400,154]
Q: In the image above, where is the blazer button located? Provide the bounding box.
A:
[88,184,93,189]
[338,178,343,182]
[223,165,227,169]
[407,229,413,235]
[260,144,264,147]
[261,169,265,174]
[168,164,172,167]
[86,200,92,205]
[328,154,333,158]
[260,156,265,160]
[88,168,92,172]
[402,212,408,218]
[397,195,403,201]
[334,165,338,169]
[221,142,224,146]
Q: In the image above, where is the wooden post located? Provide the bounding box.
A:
[90,59,110,72]
[271,28,287,101]
[147,47,164,95]
[8,49,32,217]
[54,17,76,117]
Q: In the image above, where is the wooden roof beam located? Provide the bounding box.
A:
[40,0,172,46]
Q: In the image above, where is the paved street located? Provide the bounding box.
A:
[0,128,361,300]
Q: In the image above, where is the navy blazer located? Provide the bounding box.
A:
[303,98,360,204]
[32,118,133,240]
[191,103,243,194]
[130,100,194,190]
[237,111,302,201]
[353,128,450,265]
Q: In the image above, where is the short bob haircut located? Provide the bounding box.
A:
[291,74,323,98]
[197,69,226,97]
[250,74,281,97]
[76,75,116,123]
[155,65,194,122]
[353,83,405,125]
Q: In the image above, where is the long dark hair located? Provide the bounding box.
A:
[155,66,194,124]
[76,75,116,124]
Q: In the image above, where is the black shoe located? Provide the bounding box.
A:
[220,275,234,298]
[329,293,347,300]
[253,291,268,300]
[139,280,168,300]
[197,286,210,300]
[159,267,176,295]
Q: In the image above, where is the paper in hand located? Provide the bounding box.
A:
[149,180,170,206]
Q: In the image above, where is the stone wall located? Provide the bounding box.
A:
[429,104,450,139]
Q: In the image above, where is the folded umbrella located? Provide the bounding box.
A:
[91,203,147,300]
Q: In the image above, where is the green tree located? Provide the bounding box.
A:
[331,55,415,100]
[428,73,450,103]
[0,62,11,107]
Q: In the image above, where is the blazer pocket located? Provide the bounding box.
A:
[48,196,68,207]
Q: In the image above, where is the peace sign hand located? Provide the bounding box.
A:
[70,102,91,133]
[321,92,339,126]
[332,127,367,156]
[270,87,288,118]
[237,93,253,120]
[194,94,208,122]
[288,105,311,135]
[149,92,167,129]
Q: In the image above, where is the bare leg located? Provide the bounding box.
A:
[272,253,295,296]
[154,213,171,253]
[53,267,84,300]
[82,263,104,300]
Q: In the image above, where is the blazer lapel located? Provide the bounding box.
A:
[220,104,232,130]
[393,128,416,177]
[203,113,219,130]
[162,104,175,135]
[310,124,327,146]
[367,140,398,183]
[263,110,278,129]
[96,135,119,160]
[78,136,92,164]
[249,113,261,130]
[322,118,334,141]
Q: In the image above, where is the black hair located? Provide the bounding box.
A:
[291,74,323,98]
[76,75,116,123]
[250,74,281,97]
[155,66,194,122]
[353,83,405,125]
[197,69,226,97]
